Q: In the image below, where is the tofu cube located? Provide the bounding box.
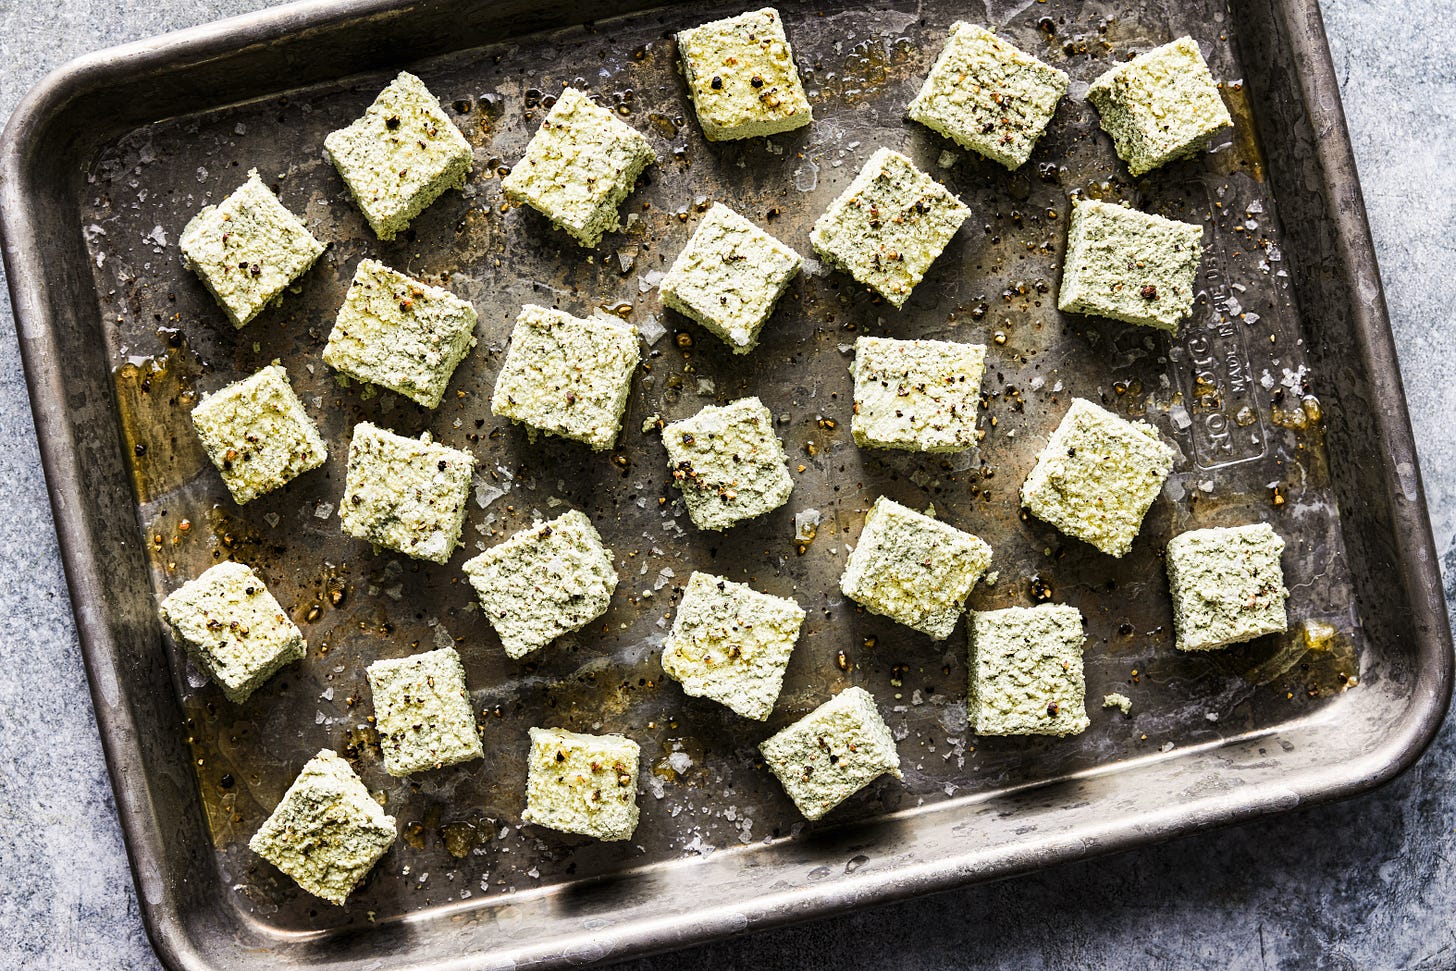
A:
[158,560,306,703]
[1058,198,1203,332]
[323,259,477,408]
[324,72,473,241]
[907,23,1069,170]
[1020,398,1175,558]
[248,749,396,905]
[664,397,794,531]
[339,422,474,564]
[1166,523,1289,652]
[967,604,1089,737]
[839,496,992,640]
[661,571,806,720]
[810,148,970,308]
[658,203,803,354]
[366,647,482,776]
[190,362,327,505]
[179,169,325,328]
[677,8,813,141]
[758,686,901,821]
[522,727,640,841]
[490,304,640,452]
[462,510,618,660]
[501,87,655,248]
[850,336,987,452]
[1087,36,1233,177]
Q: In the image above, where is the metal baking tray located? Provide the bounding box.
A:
[2,0,1449,968]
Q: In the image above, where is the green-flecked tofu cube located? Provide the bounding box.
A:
[248,749,396,905]
[1058,198,1203,332]
[522,727,640,841]
[322,259,477,409]
[324,72,473,241]
[366,647,482,776]
[1020,397,1175,558]
[1087,36,1233,177]
[501,87,655,248]
[339,422,474,564]
[190,362,327,505]
[158,560,305,703]
[658,203,803,354]
[810,148,970,309]
[967,604,1089,737]
[490,304,640,452]
[839,496,992,640]
[1166,523,1289,652]
[179,169,325,328]
[758,686,901,821]
[664,396,794,531]
[661,571,806,721]
[907,22,1069,170]
[850,335,987,453]
[462,509,618,660]
[677,7,813,141]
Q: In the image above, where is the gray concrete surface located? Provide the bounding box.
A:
[2,1,1453,968]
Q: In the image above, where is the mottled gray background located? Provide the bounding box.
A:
[1,0,1453,968]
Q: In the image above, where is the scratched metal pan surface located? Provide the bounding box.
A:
[0,0,1448,967]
